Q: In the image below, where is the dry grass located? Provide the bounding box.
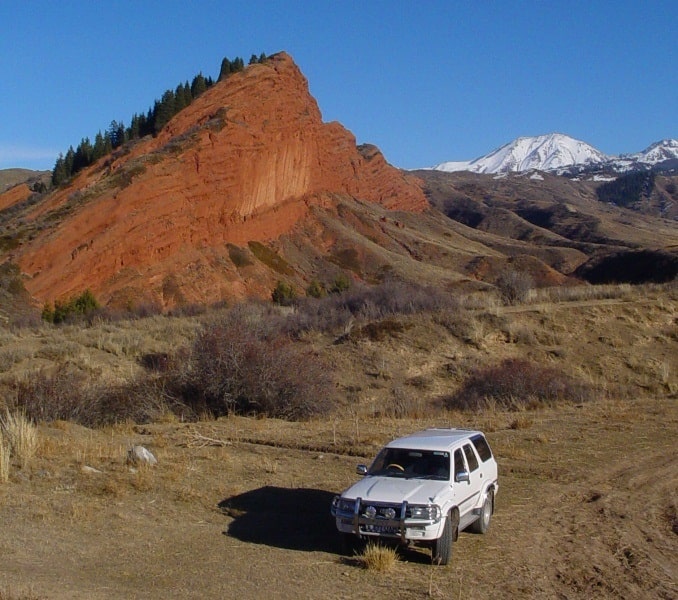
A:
[0,587,45,600]
[0,435,9,482]
[357,542,399,572]
[0,410,38,469]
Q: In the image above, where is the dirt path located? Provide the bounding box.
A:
[1,396,676,599]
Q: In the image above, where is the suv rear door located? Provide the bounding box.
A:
[453,443,485,528]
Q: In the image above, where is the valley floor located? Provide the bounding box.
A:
[1,395,676,599]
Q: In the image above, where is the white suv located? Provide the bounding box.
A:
[331,428,498,565]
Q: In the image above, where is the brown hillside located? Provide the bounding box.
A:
[0,183,32,211]
[10,52,426,307]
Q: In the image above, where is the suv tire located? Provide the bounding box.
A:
[432,511,454,565]
[469,490,493,534]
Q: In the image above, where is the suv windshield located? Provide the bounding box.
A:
[369,448,450,480]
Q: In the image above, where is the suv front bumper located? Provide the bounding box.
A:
[331,497,444,542]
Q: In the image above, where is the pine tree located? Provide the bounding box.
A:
[174,83,187,112]
[142,107,155,137]
[154,90,176,133]
[63,147,75,179]
[191,73,207,97]
[52,153,69,186]
[232,57,245,71]
[107,120,126,148]
[219,57,232,81]
[73,137,93,173]
[249,54,258,65]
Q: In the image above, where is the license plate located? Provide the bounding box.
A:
[361,524,399,535]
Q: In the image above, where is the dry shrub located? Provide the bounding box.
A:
[89,373,187,426]
[0,410,38,469]
[346,318,410,342]
[288,281,460,336]
[9,366,90,423]
[446,358,595,411]
[358,542,399,572]
[0,435,9,482]
[9,364,184,427]
[185,308,335,420]
[379,386,437,419]
[496,269,534,305]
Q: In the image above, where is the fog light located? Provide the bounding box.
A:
[384,508,396,519]
[365,506,377,518]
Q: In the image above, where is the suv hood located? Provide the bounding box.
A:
[343,476,450,505]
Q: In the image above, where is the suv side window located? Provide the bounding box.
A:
[453,449,465,479]
[470,434,493,463]
[463,444,479,472]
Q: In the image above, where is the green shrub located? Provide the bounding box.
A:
[41,289,100,324]
[227,243,253,268]
[329,273,351,294]
[272,281,296,305]
[306,279,326,298]
[248,241,294,275]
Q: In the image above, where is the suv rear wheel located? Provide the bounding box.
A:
[469,490,493,534]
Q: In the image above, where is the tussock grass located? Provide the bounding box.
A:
[0,410,37,469]
[357,542,399,572]
[0,435,9,482]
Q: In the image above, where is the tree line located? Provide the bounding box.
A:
[52,53,268,186]
[596,170,656,208]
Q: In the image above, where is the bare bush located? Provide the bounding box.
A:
[496,269,534,305]
[287,281,460,337]
[88,372,188,426]
[445,358,595,411]
[185,309,335,420]
[9,366,90,423]
[9,363,185,427]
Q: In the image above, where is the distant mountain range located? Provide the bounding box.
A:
[431,134,678,176]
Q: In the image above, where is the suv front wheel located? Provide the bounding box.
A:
[432,510,457,565]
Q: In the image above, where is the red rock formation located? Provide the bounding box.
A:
[15,52,426,306]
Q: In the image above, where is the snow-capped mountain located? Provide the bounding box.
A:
[431,134,678,175]
[625,139,678,164]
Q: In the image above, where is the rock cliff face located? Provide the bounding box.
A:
[16,52,426,306]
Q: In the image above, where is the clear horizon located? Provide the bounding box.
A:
[1,1,676,172]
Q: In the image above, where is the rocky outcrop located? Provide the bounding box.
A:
[15,52,426,306]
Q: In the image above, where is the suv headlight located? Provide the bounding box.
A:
[409,504,441,521]
[332,496,356,513]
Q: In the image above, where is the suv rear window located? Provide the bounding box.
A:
[471,434,493,462]
[462,444,479,472]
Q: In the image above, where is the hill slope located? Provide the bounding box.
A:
[3,53,426,308]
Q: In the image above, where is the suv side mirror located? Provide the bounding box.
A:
[356,464,368,476]
[455,470,470,483]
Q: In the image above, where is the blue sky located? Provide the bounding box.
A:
[1,1,676,171]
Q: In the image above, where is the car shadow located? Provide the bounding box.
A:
[218,486,339,553]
